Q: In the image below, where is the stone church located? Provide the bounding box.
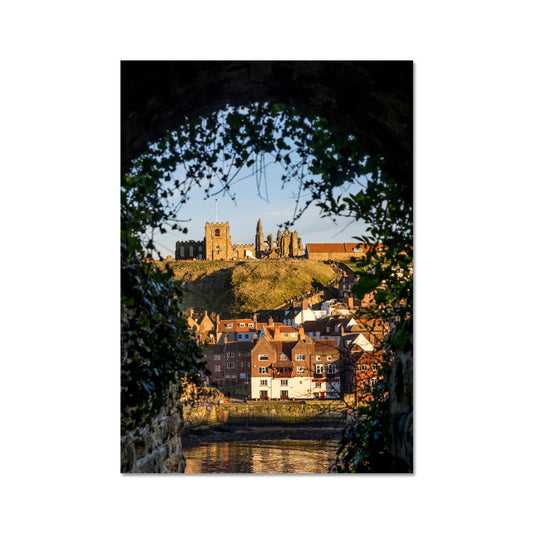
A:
[175,219,304,260]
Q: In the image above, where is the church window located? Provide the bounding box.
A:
[215,229,220,237]
[189,245,194,257]
[180,246,185,257]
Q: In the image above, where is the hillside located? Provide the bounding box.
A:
[156,258,337,317]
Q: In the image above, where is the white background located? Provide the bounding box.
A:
[1,1,532,532]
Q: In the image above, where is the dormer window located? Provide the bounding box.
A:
[239,322,245,328]
[248,323,254,328]
[225,323,233,329]
[280,354,287,360]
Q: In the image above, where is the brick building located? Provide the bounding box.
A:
[204,340,253,387]
[305,242,385,261]
[250,327,341,400]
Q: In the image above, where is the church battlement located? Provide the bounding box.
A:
[175,219,305,261]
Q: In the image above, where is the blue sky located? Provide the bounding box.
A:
[151,162,369,257]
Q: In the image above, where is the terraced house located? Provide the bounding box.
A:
[250,326,341,400]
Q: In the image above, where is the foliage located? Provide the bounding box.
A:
[121,101,412,471]
[121,168,205,431]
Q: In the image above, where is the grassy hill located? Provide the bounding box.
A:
[156,258,337,317]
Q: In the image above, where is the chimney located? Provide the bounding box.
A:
[302,298,309,310]
[253,313,257,328]
[268,316,274,326]
[298,325,305,339]
[274,326,280,339]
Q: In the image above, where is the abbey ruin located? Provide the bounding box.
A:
[175,219,304,261]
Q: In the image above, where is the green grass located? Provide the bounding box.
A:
[157,258,337,317]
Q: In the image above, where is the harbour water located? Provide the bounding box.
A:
[182,439,339,474]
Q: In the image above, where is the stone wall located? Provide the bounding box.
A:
[121,386,187,474]
[183,400,347,427]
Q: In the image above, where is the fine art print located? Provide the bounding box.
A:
[121,61,413,473]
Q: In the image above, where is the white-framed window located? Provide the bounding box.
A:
[225,323,233,329]
[225,374,230,379]
[260,379,268,386]
[296,366,304,373]
[372,364,378,371]
[327,364,336,374]
[316,355,321,361]
[258,354,269,361]
[259,367,268,374]
[315,364,324,374]
[248,323,254,328]
[227,362,235,369]
[296,354,305,361]
[280,354,287,360]
[281,379,288,386]
[247,361,250,367]
[327,355,333,361]
[227,352,234,358]
[214,365,221,372]
[239,322,245,328]
[370,377,377,386]
[291,332,296,337]
[245,352,251,357]
[214,354,220,360]
[231,374,236,379]
[357,364,368,371]
[240,362,244,367]
[315,381,322,387]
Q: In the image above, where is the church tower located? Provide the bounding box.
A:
[255,218,265,259]
[205,221,232,260]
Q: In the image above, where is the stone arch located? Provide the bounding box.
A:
[121,61,412,205]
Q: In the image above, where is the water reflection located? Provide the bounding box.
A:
[183,440,338,474]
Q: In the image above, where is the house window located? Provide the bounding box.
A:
[316,355,321,361]
[214,365,221,372]
[231,375,236,379]
[240,362,244,367]
[280,354,287,360]
[327,355,333,361]
[281,379,288,386]
[357,364,368,371]
[291,332,296,337]
[225,323,233,329]
[238,334,243,340]
[295,354,305,361]
[225,374,230,379]
[372,364,378,371]
[227,353,234,358]
[258,354,269,361]
[296,366,304,373]
[214,354,220,360]
[247,361,250,367]
[327,364,336,374]
[227,362,235,369]
[248,323,254,328]
[315,364,324,374]
[283,333,288,338]
[259,367,268,374]
[239,322,245,328]
[260,379,268,386]
[315,381,322,387]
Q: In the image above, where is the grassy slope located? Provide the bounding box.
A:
[158,259,337,317]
